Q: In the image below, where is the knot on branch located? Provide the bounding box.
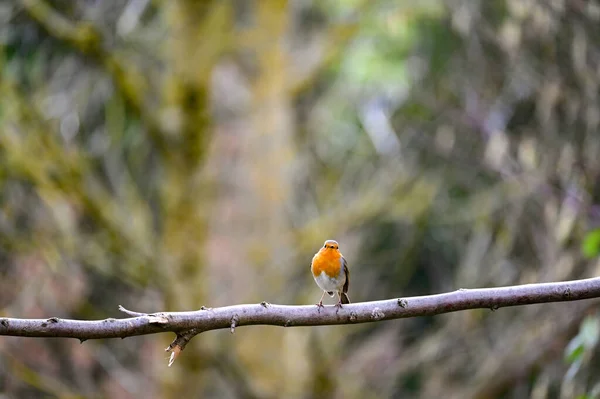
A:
[230,314,240,334]
[371,308,385,320]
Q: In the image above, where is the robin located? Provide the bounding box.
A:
[311,239,350,308]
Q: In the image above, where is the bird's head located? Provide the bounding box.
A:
[322,240,339,251]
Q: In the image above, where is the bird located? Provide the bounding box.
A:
[311,239,350,308]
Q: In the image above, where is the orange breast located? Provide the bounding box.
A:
[312,249,342,278]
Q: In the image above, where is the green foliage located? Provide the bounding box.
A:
[565,315,599,371]
[563,315,600,398]
[582,229,600,258]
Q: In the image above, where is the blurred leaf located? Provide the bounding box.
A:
[565,315,600,363]
[565,336,584,364]
[564,315,600,383]
[582,229,600,258]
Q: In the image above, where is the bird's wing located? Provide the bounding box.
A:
[342,256,349,294]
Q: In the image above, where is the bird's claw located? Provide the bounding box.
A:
[315,301,325,312]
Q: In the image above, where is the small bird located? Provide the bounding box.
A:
[311,239,350,308]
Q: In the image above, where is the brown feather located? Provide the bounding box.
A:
[341,257,350,304]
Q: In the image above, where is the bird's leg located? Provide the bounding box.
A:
[335,292,344,310]
[316,291,326,310]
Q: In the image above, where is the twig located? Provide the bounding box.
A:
[2,277,600,366]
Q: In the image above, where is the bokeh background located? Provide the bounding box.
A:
[2,0,600,398]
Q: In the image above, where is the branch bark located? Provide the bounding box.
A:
[2,277,600,366]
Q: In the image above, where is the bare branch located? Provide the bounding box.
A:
[2,277,600,366]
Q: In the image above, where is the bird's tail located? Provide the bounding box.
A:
[340,292,350,304]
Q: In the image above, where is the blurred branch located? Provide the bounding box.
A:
[288,2,369,97]
[0,78,156,276]
[469,304,588,399]
[288,22,360,97]
[19,0,101,49]
[2,277,600,366]
[436,173,545,225]
[18,0,162,146]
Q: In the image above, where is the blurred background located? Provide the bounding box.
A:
[2,0,600,398]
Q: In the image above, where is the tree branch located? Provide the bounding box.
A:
[2,277,600,366]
